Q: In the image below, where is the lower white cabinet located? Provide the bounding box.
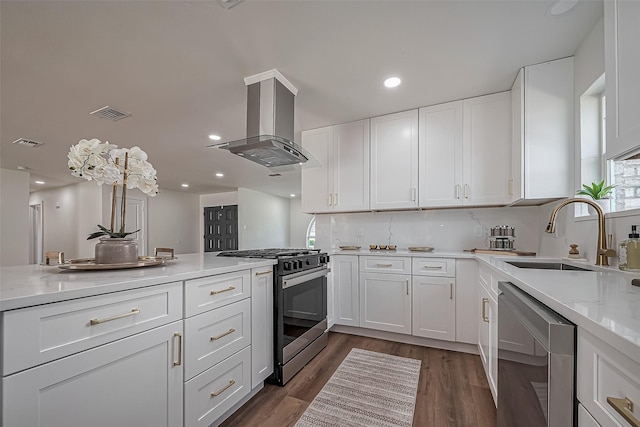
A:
[412,276,455,341]
[184,346,251,427]
[478,272,497,403]
[333,255,360,327]
[360,272,411,334]
[578,404,601,427]
[250,267,274,388]
[2,321,184,427]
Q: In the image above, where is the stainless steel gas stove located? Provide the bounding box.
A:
[217,248,329,385]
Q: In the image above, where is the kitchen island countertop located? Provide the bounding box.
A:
[0,253,276,312]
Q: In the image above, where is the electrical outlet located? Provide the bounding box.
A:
[474,225,483,237]
[356,227,364,237]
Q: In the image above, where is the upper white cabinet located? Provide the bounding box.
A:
[418,101,464,207]
[462,92,512,206]
[370,110,419,210]
[418,93,512,208]
[511,57,574,204]
[605,0,640,159]
[301,119,370,213]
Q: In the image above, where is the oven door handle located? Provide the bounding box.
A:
[283,267,330,289]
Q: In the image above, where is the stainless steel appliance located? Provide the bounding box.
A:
[217,248,329,386]
[497,282,576,427]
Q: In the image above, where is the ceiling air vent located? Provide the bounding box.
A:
[12,138,44,148]
[90,106,131,121]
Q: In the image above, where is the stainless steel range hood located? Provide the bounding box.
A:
[212,69,317,170]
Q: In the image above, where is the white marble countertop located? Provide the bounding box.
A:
[476,255,640,362]
[0,253,276,312]
[329,249,476,258]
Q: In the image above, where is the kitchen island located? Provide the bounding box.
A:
[1,253,277,427]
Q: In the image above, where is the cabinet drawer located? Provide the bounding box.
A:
[1,282,182,376]
[184,346,251,427]
[360,256,411,274]
[185,270,251,317]
[412,258,455,277]
[184,299,251,380]
[578,329,640,427]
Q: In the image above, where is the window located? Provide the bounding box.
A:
[611,150,640,211]
[306,216,316,249]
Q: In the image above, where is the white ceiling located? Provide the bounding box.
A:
[0,0,603,198]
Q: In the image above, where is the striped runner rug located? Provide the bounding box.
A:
[295,348,421,427]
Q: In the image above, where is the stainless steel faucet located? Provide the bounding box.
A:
[545,197,616,266]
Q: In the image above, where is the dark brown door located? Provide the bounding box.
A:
[204,205,238,252]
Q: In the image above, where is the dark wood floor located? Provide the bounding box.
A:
[221,332,497,427]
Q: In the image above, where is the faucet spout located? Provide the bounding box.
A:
[545,197,614,266]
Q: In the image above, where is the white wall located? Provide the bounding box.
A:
[315,206,542,254]
[289,198,313,248]
[77,182,105,258]
[148,188,200,255]
[199,191,238,252]
[238,188,289,249]
[0,169,30,265]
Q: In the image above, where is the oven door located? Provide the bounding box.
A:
[276,266,328,365]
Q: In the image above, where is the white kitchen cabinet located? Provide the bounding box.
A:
[418,101,464,207]
[577,329,640,427]
[418,93,511,208]
[250,267,274,388]
[301,119,370,213]
[360,272,412,334]
[370,110,419,210]
[332,255,360,327]
[605,0,640,159]
[579,404,601,427]
[478,267,497,404]
[454,259,478,345]
[2,321,184,427]
[412,276,455,341]
[462,92,512,206]
[511,57,573,204]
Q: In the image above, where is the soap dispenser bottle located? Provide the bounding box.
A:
[618,225,640,270]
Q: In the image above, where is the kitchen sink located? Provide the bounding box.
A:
[505,261,592,272]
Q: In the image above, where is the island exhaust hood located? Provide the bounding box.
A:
[211,69,317,170]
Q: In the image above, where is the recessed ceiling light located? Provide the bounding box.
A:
[215,173,224,177]
[546,0,579,16]
[290,194,296,197]
[181,184,189,188]
[35,180,45,185]
[384,77,402,88]
[209,134,221,141]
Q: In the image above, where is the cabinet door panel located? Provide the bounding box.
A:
[301,126,334,213]
[359,273,411,334]
[463,92,512,206]
[419,101,464,207]
[333,255,359,327]
[412,276,455,341]
[251,267,274,388]
[2,322,183,427]
[370,110,419,210]
[334,119,370,212]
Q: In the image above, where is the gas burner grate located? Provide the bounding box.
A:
[217,248,320,259]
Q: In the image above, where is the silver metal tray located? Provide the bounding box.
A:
[58,256,176,271]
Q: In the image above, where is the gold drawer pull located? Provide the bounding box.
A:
[210,286,235,296]
[376,263,393,267]
[422,265,443,269]
[173,332,182,367]
[211,380,236,397]
[211,328,236,341]
[481,298,489,323]
[90,308,140,325]
[255,270,273,276]
[608,396,640,427]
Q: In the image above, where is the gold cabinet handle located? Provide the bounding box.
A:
[410,188,416,202]
[328,194,333,207]
[210,286,235,296]
[90,308,140,325]
[173,332,182,367]
[405,279,409,295]
[455,184,461,199]
[608,396,640,427]
[449,283,453,299]
[211,328,236,341]
[481,298,489,322]
[422,265,443,270]
[255,270,273,276]
[376,263,393,267]
[335,193,338,206]
[464,184,470,199]
[211,380,236,397]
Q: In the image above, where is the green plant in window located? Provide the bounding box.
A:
[576,180,615,200]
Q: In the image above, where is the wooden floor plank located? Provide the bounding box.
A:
[221,332,497,427]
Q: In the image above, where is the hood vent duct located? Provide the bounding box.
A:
[211,69,317,171]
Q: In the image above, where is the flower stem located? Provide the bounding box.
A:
[120,153,129,235]
[110,158,119,233]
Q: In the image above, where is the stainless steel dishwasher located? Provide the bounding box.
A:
[497,282,576,427]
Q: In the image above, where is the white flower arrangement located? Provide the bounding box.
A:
[68,138,158,239]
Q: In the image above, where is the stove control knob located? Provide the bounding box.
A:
[283,261,292,271]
